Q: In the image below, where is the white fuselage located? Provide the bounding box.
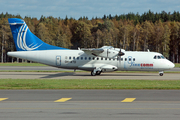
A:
[7,49,174,72]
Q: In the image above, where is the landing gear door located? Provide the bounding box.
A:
[56,56,61,66]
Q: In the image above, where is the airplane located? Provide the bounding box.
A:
[7,18,175,76]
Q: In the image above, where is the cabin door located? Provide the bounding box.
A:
[56,56,61,66]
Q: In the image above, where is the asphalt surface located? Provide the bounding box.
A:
[0,90,180,120]
[0,72,179,80]
[0,66,180,119]
[0,65,179,80]
[0,66,179,71]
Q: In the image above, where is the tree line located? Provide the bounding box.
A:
[0,11,180,63]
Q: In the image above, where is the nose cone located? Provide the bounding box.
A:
[169,62,175,68]
[167,61,175,69]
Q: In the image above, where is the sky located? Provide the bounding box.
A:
[0,0,180,19]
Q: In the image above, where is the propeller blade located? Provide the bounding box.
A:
[118,48,125,56]
[118,52,125,56]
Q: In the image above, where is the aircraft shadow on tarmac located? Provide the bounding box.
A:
[41,72,157,78]
[41,72,76,78]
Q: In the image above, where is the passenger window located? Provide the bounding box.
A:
[73,57,75,60]
[81,57,83,60]
[77,57,79,60]
[85,57,87,60]
[97,58,99,60]
[121,58,123,61]
[109,58,111,61]
[113,58,115,61]
[133,58,135,61]
[125,58,127,61]
[101,58,103,60]
[105,58,107,60]
[93,57,95,60]
[69,57,71,59]
[158,56,161,59]
[89,57,91,60]
[154,56,156,59]
[129,58,131,61]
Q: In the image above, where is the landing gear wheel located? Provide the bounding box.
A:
[96,71,102,75]
[159,71,164,76]
[91,70,96,76]
[159,73,163,76]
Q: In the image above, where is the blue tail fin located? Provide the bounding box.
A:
[8,18,68,51]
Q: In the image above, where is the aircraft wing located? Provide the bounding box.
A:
[81,48,104,56]
[81,46,121,58]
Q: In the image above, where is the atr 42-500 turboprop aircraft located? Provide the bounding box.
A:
[7,18,175,76]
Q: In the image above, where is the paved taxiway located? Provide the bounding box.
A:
[0,66,179,80]
[0,66,179,71]
[0,66,180,119]
[0,90,180,120]
[0,72,179,80]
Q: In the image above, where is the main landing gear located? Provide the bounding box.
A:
[159,71,163,76]
[91,70,102,76]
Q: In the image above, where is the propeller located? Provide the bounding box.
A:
[118,49,125,56]
[117,48,125,67]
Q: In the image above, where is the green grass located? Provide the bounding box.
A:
[0,79,180,89]
[175,63,180,68]
[0,63,46,66]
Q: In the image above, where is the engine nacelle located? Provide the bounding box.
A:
[101,65,118,72]
[96,49,119,58]
[82,46,125,58]
[94,47,125,58]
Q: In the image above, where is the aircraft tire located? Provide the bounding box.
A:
[159,73,163,76]
[91,70,96,76]
[96,71,102,75]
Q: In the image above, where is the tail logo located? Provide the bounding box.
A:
[17,23,42,51]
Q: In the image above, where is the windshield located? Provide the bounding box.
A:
[153,55,166,59]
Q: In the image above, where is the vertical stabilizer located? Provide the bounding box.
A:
[8,18,68,51]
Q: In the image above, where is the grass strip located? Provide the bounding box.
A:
[175,63,180,67]
[0,79,180,89]
[0,63,46,66]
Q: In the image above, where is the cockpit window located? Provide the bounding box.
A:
[154,55,166,59]
[161,56,165,59]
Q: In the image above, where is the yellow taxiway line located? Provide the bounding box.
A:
[0,98,8,101]
[54,98,72,102]
[121,98,136,102]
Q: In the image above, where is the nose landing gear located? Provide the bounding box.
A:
[159,71,163,76]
